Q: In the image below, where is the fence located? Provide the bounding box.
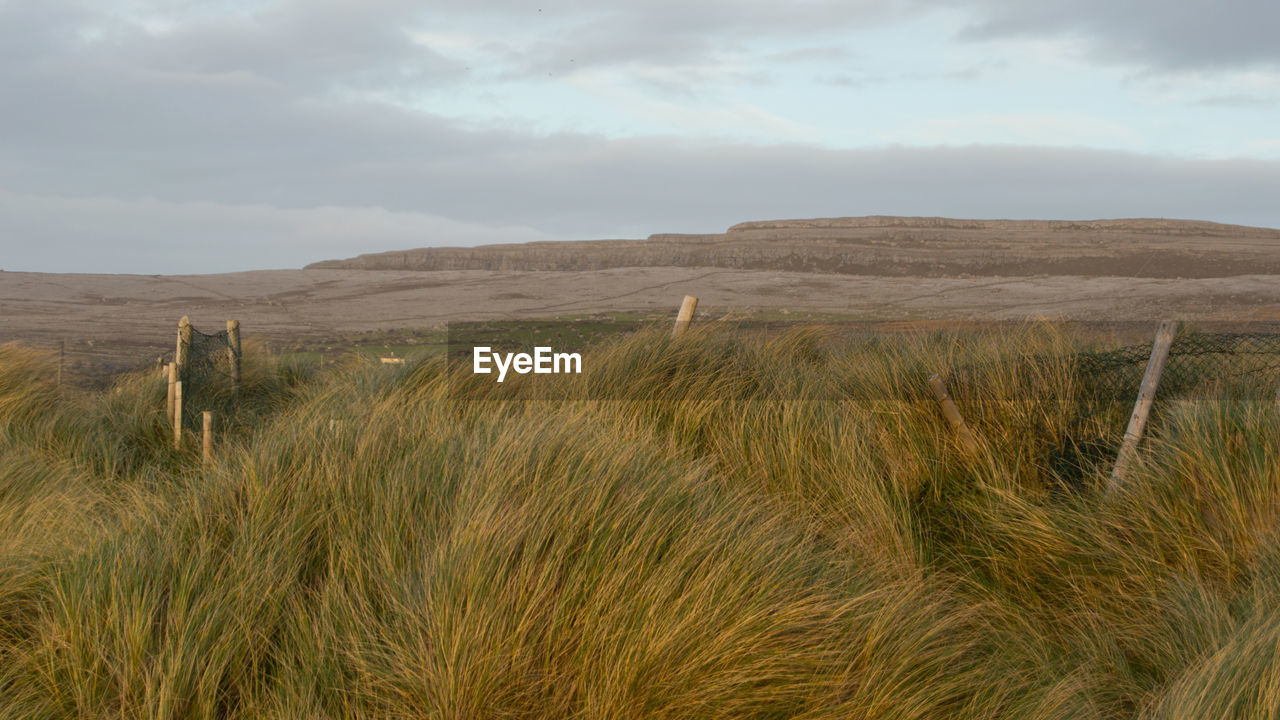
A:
[943,325,1280,487]
[168,316,241,455]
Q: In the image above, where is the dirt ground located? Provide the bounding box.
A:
[4,266,1280,379]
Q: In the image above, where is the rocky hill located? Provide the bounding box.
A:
[306,216,1280,278]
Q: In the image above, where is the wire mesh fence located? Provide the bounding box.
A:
[187,326,234,385]
[1078,331,1280,399]
[180,324,239,427]
[946,329,1280,486]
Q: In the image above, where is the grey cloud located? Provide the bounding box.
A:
[468,0,906,84]
[2,0,1278,274]
[1,0,461,94]
[0,192,555,274]
[408,142,1280,236]
[948,0,1280,70]
[12,0,1273,94]
[0,0,93,64]
[436,1,1280,77]
[6,133,1280,274]
[457,0,899,39]
[134,0,462,92]
[483,0,1280,75]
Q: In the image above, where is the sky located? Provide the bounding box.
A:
[2,0,1279,274]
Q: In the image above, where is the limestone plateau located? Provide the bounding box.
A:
[306,216,1280,279]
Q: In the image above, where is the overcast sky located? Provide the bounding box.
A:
[3,0,1279,274]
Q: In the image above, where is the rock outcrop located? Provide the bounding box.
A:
[306,216,1280,278]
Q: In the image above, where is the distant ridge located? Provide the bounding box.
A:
[306,216,1280,278]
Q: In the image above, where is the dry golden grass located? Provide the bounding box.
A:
[1,324,1279,718]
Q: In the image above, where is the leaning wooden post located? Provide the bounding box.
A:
[202,411,213,465]
[173,381,184,450]
[1108,320,1179,493]
[176,316,192,381]
[226,319,241,390]
[166,362,177,425]
[672,295,699,337]
[927,374,979,453]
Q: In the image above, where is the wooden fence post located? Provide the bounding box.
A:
[927,373,979,453]
[226,319,241,390]
[173,381,184,450]
[202,411,213,465]
[1107,320,1179,494]
[166,362,177,425]
[672,295,699,337]
[176,316,192,380]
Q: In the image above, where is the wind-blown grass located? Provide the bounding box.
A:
[1,324,1279,718]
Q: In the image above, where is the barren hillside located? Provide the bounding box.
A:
[306,216,1280,278]
[8,216,1280,381]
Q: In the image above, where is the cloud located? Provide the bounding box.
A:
[142,0,462,93]
[10,1,1275,92]
[947,0,1280,71]
[426,1,1280,77]
[1,0,1278,274]
[0,192,556,274]
[563,72,819,139]
[410,141,1280,236]
[410,1,912,89]
[6,139,1280,274]
[0,0,463,94]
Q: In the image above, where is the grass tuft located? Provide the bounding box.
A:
[1,324,1279,718]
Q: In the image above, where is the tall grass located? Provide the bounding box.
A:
[1,324,1279,718]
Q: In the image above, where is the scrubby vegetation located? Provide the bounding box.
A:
[2,324,1279,719]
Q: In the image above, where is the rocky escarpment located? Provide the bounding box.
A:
[306,216,1280,278]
